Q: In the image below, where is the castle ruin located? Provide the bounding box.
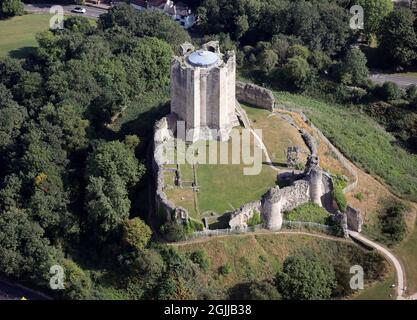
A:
[170,41,238,142]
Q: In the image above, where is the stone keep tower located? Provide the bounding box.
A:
[170,41,238,142]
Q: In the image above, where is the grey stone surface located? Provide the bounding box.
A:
[346,205,363,232]
[235,81,275,111]
[171,42,237,142]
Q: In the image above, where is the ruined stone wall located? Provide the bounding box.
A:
[236,81,275,111]
[346,205,363,232]
[152,115,190,225]
[229,201,261,230]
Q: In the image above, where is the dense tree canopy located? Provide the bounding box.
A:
[276,255,336,300]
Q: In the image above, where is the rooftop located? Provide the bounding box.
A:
[187,50,219,67]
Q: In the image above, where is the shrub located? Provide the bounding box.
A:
[276,255,336,300]
[190,250,211,272]
[332,175,348,212]
[122,218,152,251]
[0,0,24,18]
[284,202,330,224]
[378,202,408,246]
[374,82,404,101]
[160,221,189,242]
[354,192,365,201]
[247,210,262,226]
[218,263,232,276]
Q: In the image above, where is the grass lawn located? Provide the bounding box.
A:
[394,219,417,293]
[242,104,309,166]
[0,14,96,59]
[353,271,396,300]
[165,133,278,223]
[176,233,387,299]
[0,14,53,58]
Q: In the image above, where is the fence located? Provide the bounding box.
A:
[184,221,337,241]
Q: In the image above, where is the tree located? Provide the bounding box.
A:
[338,48,369,86]
[258,49,278,74]
[378,9,417,67]
[0,0,24,18]
[131,37,173,91]
[0,208,53,282]
[276,255,336,300]
[357,0,393,36]
[122,218,152,251]
[61,259,92,300]
[86,140,144,188]
[85,175,131,239]
[282,56,310,88]
[98,4,190,52]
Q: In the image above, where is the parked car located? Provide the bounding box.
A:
[72,7,86,14]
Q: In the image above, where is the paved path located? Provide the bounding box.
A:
[24,3,108,19]
[348,231,406,299]
[0,277,51,300]
[369,73,417,89]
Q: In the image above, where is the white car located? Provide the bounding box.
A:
[72,7,86,14]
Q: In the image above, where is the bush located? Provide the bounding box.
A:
[374,82,404,101]
[276,255,336,300]
[218,263,232,276]
[284,202,330,224]
[160,221,189,242]
[0,0,24,18]
[354,192,365,201]
[122,218,152,251]
[332,175,348,212]
[190,250,211,272]
[247,210,262,226]
[378,202,408,246]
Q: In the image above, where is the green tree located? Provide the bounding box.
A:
[276,255,336,300]
[258,49,278,74]
[122,218,152,251]
[338,48,369,86]
[0,0,23,18]
[86,140,144,188]
[85,175,131,239]
[131,37,173,91]
[282,56,310,88]
[378,9,417,67]
[61,259,92,300]
[357,0,393,36]
[0,208,53,282]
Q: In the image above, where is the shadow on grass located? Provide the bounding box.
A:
[209,213,231,230]
[8,46,36,59]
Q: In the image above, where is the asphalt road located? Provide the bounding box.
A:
[369,73,417,89]
[24,3,108,19]
[0,277,51,300]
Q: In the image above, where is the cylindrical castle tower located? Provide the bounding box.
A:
[261,187,283,230]
[170,41,238,142]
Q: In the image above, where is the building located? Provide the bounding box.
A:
[130,0,196,29]
[170,41,238,142]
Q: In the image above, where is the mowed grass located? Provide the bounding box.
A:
[242,104,309,165]
[176,233,387,299]
[354,271,396,300]
[274,92,417,202]
[0,14,96,59]
[0,14,53,58]
[394,219,417,293]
